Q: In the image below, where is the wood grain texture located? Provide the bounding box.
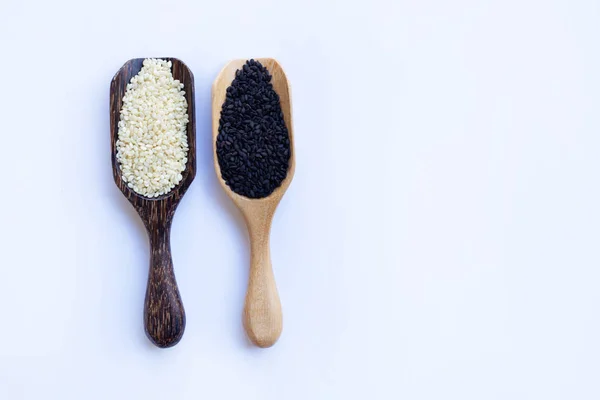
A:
[212,58,295,348]
[110,58,196,348]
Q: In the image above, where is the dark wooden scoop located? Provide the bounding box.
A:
[110,58,196,348]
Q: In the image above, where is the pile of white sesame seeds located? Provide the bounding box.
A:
[116,58,189,198]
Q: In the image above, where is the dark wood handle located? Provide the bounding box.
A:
[144,223,185,348]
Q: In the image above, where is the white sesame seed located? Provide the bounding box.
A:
[116,58,189,198]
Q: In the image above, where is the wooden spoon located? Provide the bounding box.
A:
[212,58,295,348]
[110,58,196,348]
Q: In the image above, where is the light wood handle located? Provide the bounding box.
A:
[243,220,282,347]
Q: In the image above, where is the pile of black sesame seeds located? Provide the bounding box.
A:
[216,59,291,199]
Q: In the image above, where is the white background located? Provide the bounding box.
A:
[0,0,599,398]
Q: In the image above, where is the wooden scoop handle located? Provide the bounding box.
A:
[243,219,282,347]
[144,221,185,348]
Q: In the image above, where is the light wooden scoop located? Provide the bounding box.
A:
[212,58,295,348]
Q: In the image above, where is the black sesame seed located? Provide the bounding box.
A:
[216,60,291,199]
